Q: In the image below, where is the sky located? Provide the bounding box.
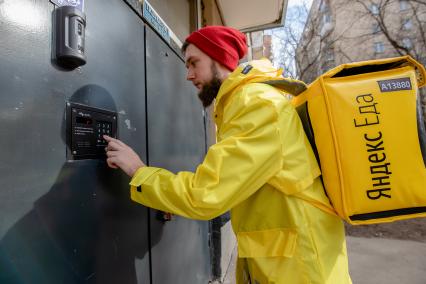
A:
[285,0,313,40]
[289,0,313,8]
[264,0,314,76]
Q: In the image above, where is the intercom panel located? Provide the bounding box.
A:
[66,102,117,160]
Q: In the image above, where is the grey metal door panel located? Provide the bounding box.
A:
[0,0,149,283]
[145,27,211,283]
[123,0,143,17]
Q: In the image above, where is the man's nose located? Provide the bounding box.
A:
[186,69,195,81]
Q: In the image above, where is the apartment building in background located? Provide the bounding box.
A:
[296,0,426,115]
[248,32,273,60]
[296,0,426,80]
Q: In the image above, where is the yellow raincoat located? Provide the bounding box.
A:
[130,59,352,284]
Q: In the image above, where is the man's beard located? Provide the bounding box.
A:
[198,64,222,108]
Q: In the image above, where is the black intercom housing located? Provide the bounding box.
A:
[66,102,117,160]
[53,6,87,69]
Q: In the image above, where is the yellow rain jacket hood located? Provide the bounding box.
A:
[129,59,352,283]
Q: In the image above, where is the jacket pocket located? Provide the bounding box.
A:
[237,228,298,258]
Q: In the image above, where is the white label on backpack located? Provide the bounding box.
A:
[377,77,412,92]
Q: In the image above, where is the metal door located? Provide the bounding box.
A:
[0,0,149,283]
[145,27,212,283]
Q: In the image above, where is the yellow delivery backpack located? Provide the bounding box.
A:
[292,55,426,225]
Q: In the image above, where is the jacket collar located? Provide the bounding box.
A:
[213,59,307,114]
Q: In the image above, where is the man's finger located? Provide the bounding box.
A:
[103,135,115,142]
[106,140,123,151]
[106,157,119,169]
[104,135,123,147]
[115,139,127,147]
[106,150,117,158]
[104,135,127,147]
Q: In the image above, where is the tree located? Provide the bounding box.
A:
[352,0,426,60]
[294,0,426,116]
[291,0,359,82]
[266,2,310,79]
[351,0,426,118]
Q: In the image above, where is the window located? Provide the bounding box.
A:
[325,49,334,62]
[372,23,380,34]
[321,48,334,73]
[370,4,379,15]
[400,0,409,11]
[402,18,413,30]
[402,38,412,49]
[320,1,329,12]
[323,13,332,24]
[374,42,385,53]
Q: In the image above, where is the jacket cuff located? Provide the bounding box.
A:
[129,167,162,203]
[129,166,162,187]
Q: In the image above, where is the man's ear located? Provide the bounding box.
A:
[214,62,232,81]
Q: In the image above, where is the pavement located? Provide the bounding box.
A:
[347,236,426,284]
[222,236,426,284]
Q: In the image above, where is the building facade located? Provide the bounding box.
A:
[296,0,426,115]
[146,0,276,62]
[247,32,274,61]
[0,1,286,282]
[296,0,426,80]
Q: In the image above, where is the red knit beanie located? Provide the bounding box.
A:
[185,26,248,71]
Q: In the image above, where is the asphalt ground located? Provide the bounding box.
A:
[347,236,426,284]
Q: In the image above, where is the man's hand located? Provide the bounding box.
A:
[104,135,146,177]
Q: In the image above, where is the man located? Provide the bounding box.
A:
[104,26,352,283]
